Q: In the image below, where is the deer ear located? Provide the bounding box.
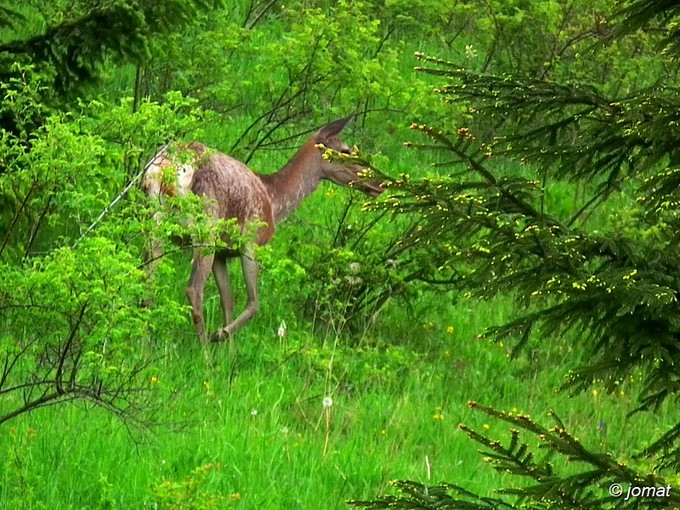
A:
[317,116,352,140]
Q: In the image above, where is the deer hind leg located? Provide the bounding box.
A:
[212,253,234,326]
[146,235,164,279]
[186,249,215,345]
[212,247,259,342]
[141,211,166,308]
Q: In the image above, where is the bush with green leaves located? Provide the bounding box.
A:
[0,0,220,95]
[137,0,443,154]
[291,200,411,336]
[0,66,207,428]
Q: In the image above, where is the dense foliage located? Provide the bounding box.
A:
[1,0,679,508]
[349,0,680,508]
[0,64,206,427]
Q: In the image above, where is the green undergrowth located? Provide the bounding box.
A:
[0,290,671,509]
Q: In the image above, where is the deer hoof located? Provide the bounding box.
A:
[210,327,232,343]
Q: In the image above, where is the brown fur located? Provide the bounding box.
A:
[190,145,275,245]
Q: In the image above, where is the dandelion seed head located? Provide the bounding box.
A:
[323,397,333,408]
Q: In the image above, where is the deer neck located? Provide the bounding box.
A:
[259,140,323,222]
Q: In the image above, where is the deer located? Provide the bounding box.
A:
[143,117,383,344]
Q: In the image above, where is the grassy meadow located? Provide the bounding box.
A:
[1,1,678,509]
[3,283,671,509]
[1,136,673,507]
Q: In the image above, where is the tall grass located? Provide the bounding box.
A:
[1,277,671,509]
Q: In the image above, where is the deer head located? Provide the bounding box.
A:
[314,117,384,197]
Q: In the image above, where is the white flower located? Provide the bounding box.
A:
[323,397,333,408]
[277,321,287,338]
[250,408,258,416]
[348,262,361,274]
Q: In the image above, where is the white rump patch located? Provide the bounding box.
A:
[143,151,195,200]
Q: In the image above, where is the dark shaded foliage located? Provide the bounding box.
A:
[0,0,220,138]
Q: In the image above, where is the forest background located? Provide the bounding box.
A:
[1,0,680,508]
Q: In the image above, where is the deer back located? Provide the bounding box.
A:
[189,143,275,245]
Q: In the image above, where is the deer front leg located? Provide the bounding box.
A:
[212,248,259,342]
[186,249,215,345]
[212,253,234,326]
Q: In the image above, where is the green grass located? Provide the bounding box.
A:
[1,277,673,509]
